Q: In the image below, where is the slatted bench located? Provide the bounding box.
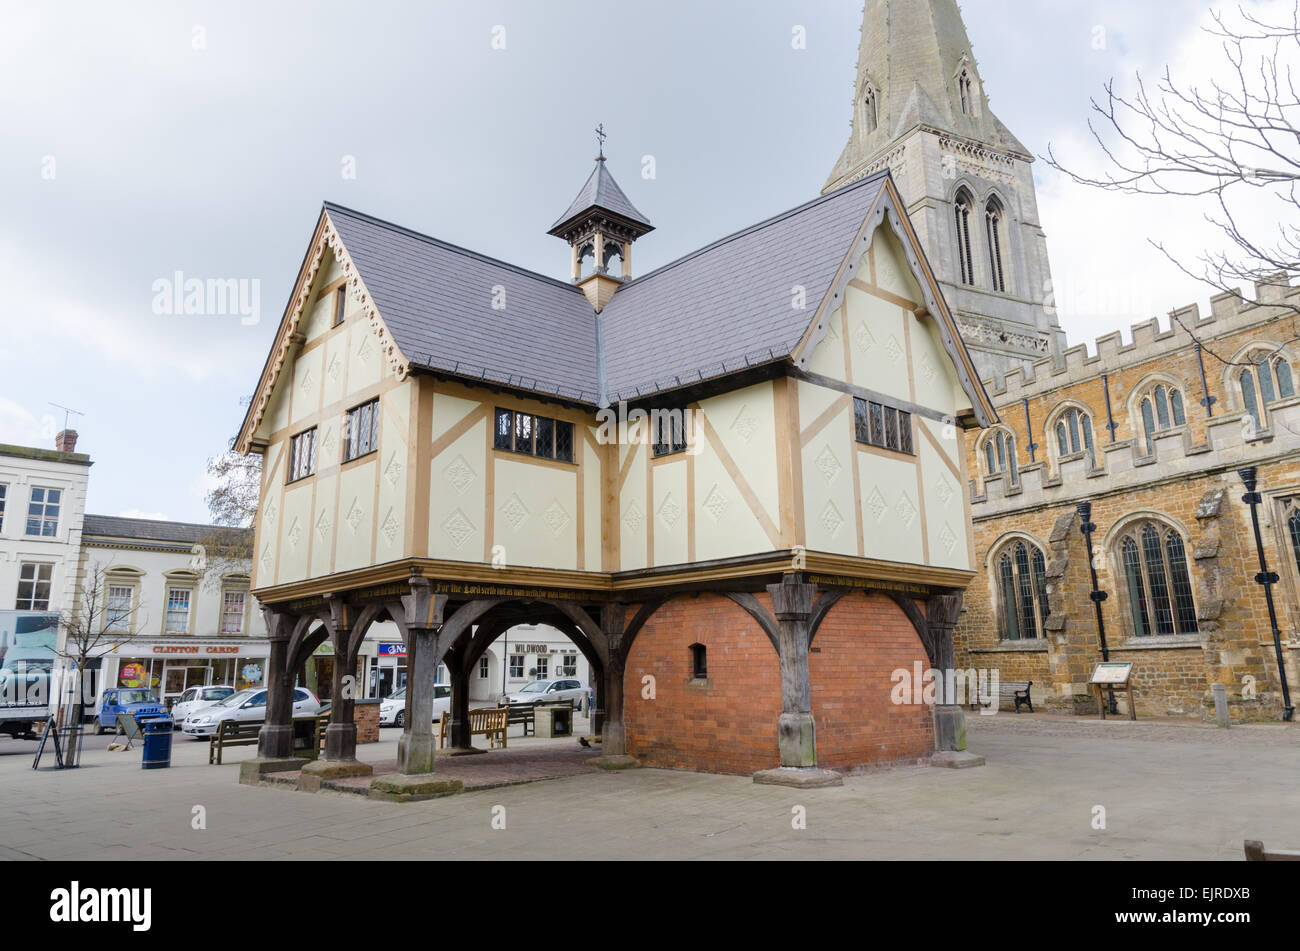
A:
[970,680,1034,714]
[437,707,509,750]
[1245,839,1300,861]
[208,712,330,765]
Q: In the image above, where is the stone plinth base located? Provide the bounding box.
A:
[299,758,374,792]
[930,750,986,769]
[446,746,488,757]
[238,757,304,786]
[590,754,639,770]
[369,773,463,802]
[752,767,843,788]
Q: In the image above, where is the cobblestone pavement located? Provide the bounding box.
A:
[0,714,1295,860]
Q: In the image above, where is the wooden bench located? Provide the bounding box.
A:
[1245,839,1300,861]
[208,712,330,765]
[504,699,578,738]
[437,707,509,750]
[970,680,1034,713]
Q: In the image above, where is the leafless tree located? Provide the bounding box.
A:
[1046,2,1300,365]
[196,438,261,589]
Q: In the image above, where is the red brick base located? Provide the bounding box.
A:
[623,591,934,775]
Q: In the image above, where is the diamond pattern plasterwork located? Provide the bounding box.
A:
[919,353,938,384]
[866,487,887,523]
[815,446,842,484]
[384,452,402,486]
[442,510,475,550]
[345,497,363,534]
[315,510,331,542]
[500,494,529,531]
[933,474,954,506]
[939,523,958,555]
[854,320,876,354]
[326,353,342,382]
[286,517,302,550]
[542,500,571,536]
[444,455,475,495]
[298,368,313,394]
[259,544,273,574]
[885,334,904,365]
[381,509,399,545]
[657,493,681,529]
[622,501,644,535]
[819,501,845,537]
[732,406,759,443]
[896,491,918,528]
[702,485,729,522]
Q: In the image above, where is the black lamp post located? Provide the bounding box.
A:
[1078,501,1118,715]
[1238,467,1295,722]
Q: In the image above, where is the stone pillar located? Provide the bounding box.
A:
[768,574,817,768]
[323,598,358,762]
[257,614,294,760]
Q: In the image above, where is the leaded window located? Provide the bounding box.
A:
[985,198,1006,293]
[25,486,61,537]
[954,188,975,286]
[652,408,688,457]
[494,408,575,462]
[854,398,912,454]
[1118,521,1198,637]
[345,398,379,461]
[1139,383,1187,452]
[1238,351,1295,430]
[1053,407,1095,467]
[288,428,317,482]
[996,541,1049,640]
[982,429,1018,482]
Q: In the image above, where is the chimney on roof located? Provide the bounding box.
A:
[55,430,78,453]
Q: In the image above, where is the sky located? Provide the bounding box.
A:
[0,0,1280,523]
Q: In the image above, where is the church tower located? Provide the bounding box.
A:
[825,0,1065,379]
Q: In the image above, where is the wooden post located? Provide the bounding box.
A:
[397,578,447,776]
[257,608,295,760]
[768,574,817,768]
[323,596,358,762]
[928,592,967,752]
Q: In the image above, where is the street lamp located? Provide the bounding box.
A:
[1077,501,1118,715]
[1238,467,1295,722]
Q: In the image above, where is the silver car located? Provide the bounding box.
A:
[379,684,451,726]
[170,684,236,726]
[181,686,320,737]
[501,678,588,711]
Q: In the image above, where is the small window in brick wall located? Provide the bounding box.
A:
[690,643,707,680]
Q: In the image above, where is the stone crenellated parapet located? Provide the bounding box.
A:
[980,276,1300,402]
[970,398,1300,513]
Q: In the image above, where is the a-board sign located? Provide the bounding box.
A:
[1090,661,1134,685]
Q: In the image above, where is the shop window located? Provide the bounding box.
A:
[1118,521,1198,637]
[165,588,192,634]
[15,562,52,611]
[690,643,708,679]
[25,486,61,537]
[994,540,1049,641]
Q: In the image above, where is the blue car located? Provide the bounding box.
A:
[96,688,167,735]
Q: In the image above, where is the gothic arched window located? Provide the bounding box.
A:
[1238,349,1296,430]
[1052,406,1096,467]
[1118,520,1198,637]
[995,540,1049,641]
[982,429,1018,483]
[985,198,1007,293]
[954,188,975,286]
[1138,383,1187,453]
[958,69,975,116]
[862,87,878,133]
[1287,503,1300,586]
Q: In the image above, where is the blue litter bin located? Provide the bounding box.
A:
[142,718,174,769]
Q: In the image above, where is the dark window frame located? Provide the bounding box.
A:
[690,643,708,680]
[16,562,54,611]
[852,398,914,455]
[344,398,380,462]
[287,427,318,483]
[652,408,689,458]
[493,407,576,464]
[333,287,347,327]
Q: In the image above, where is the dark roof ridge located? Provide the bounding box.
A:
[322,201,585,294]
[616,170,889,290]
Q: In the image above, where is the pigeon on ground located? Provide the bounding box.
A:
[578,736,591,748]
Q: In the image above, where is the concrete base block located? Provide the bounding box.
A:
[590,754,639,770]
[752,767,844,788]
[930,750,986,769]
[299,758,374,792]
[238,757,304,786]
[368,773,463,802]
[446,746,488,757]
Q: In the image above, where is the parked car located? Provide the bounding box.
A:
[379,684,451,727]
[501,678,588,711]
[170,685,236,726]
[180,686,320,738]
[96,688,168,735]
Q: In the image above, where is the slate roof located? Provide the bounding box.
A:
[322,171,889,407]
[83,515,250,547]
[550,158,654,235]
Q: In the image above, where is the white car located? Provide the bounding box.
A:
[379,684,451,727]
[501,678,589,711]
[181,686,320,737]
[170,684,236,726]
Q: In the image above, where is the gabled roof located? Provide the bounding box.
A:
[236,169,994,451]
[549,158,654,236]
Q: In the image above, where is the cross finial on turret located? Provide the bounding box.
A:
[595,123,607,160]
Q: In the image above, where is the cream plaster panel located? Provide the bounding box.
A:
[322,334,349,408]
[619,443,647,571]
[289,346,323,426]
[857,451,924,565]
[347,318,383,392]
[429,425,486,561]
[692,429,771,561]
[265,373,290,436]
[309,472,337,578]
[697,382,779,529]
[255,442,285,586]
[302,292,334,344]
[801,407,857,557]
[493,458,578,570]
[806,307,847,381]
[432,393,482,443]
[798,377,842,430]
[317,416,342,475]
[277,483,314,584]
[374,405,409,564]
[583,435,602,571]
[919,425,968,570]
[652,458,689,567]
[874,228,925,304]
[334,461,377,574]
[321,249,344,285]
[846,289,910,401]
[911,314,959,415]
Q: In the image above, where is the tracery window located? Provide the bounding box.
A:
[1238,350,1295,430]
[1117,520,1198,637]
[1053,407,1096,467]
[981,429,1018,483]
[1138,383,1187,452]
[862,87,878,133]
[995,540,1049,641]
[954,188,975,286]
[985,198,1006,293]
